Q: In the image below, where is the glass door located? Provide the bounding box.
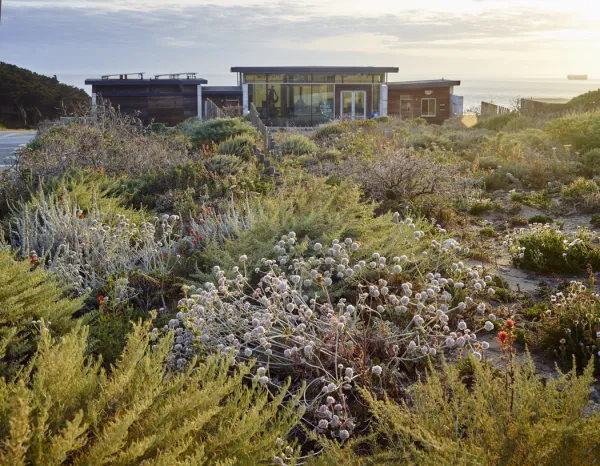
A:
[340,91,366,120]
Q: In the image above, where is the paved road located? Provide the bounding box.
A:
[0,131,36,169]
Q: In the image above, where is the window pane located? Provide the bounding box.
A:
[355,92,366,119]
[286,74,310,83]
[373,85,381,114]
[311,74,335,83]
[267,74,285,83]
[245,74,267,83]
[311,85,334,125]
[422,99,428,115]
[340,74,373,83]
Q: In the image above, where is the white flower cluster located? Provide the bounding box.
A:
[159,224,497,439]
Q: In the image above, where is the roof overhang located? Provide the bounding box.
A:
[387,80,461,90]
[85,78,208,86]
[202,86,243,95]
[230,66,399,74]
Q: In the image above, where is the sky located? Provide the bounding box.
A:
[1,0,600,89]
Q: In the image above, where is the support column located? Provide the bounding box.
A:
[92,93,97,115]
[380,85,388,117]
[242,83,249,115]
[197,85,203,120]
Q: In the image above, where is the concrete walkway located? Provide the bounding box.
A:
[0,131,36,169]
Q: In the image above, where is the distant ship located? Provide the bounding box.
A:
[567,74,588,80]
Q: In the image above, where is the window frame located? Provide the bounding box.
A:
[421,98,436,117]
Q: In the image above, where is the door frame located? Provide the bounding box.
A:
[340,90,367,120]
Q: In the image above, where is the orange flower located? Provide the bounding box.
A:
[117,311,123,316]
[505,319,515,329]
[78,214,85,220]
[497,331,508,344]
[98,295,105,305]
[99,167,105,175]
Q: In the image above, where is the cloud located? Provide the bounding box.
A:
[0,0,597,82]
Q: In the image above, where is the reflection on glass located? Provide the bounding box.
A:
[355,92,365,119]
[373,85,381,113]
[342,92,353,119]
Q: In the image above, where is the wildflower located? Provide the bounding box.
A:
[473,352,482,360]
[482,341,490,350]
[458,321,467,330]
[484,321,494,331]
[339,429,350,440]
[505,319,515,329]
[371,365,382,376]
[78,213,85,220]
[313,243,323,251]
[98,295,105,306]
[318,419,329,430]
[239,255,248,262]
[497,331,509,344]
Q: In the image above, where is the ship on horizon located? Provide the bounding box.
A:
[567,74,588,80]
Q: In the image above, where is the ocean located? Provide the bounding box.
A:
[56,73,600,114]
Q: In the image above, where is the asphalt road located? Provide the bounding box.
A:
[0,131,36,169]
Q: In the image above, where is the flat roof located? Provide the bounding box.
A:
[85,78,208,86]
[203,86,243,95]
[388,79,461,89]
[230,66,399,74]
[524,98,569,104]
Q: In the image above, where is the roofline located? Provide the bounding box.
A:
[85,78,208,86]
[387,80,461,89]
[230,66,399,73]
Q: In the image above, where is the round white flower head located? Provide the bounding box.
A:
[239,255,248,262]
[482,341,490,350]
[314,243,323,251]
[371,365,383,376]
[488,288,495,295]
[318,419,329,429]
[484,321,494,331]
[339,429,350,440]
[473,352,482,360]
[324,277,333,286]
[458,321,467,330]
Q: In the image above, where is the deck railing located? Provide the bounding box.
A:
[480,101,512,118]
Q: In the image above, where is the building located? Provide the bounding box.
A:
[86,68,462,127]
[387,79,463,124]
[231,66,399,127]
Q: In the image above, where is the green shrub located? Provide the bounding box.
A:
[508,215,528,227]
[279,134,318,155]
[373,116,390,123]
[475,112,519,131]
[468,199,501,215]
[562,177,600,211]
[0,319,303,465]
[217,133,257,161]
[510,191,552,210]
[204,153,251,176]
[507,224,600,273]
[591,214,600,228]
[567,89,600,112]
[314,354,600,465]
[502,115,535,132]
[179,117,257,148]
[581,148,600,177]
[528,214,553,224]
[312,122,345,140]
[538,284,600,374]
[479,226,496,238]
[0,250,85,378]
[544,112,600,152]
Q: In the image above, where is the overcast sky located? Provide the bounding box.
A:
[1,0,599,88]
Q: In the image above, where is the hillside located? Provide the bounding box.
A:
[0,62,90,128]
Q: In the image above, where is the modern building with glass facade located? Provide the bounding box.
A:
[231,66,399,127]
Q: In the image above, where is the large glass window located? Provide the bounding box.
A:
[373,85,381,114]
[249,83,334,127]
[311,74,335,83]
[244,74,267,83]
[337,74,374,83]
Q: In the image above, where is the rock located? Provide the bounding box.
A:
[591,387,600,403]
[506,173,520,184]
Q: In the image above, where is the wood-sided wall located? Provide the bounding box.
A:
[92,84,198,126]
[388,86,452,125]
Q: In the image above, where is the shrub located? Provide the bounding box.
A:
[217,133,257,161]
[591,214,600,228]
[510,191,552,210]
[502,115,535,132]
[0,250,84,378]
[538,283,600,374]
[475,112,519,131]
[528,214,553,224]
[0,319,303,465]
[581,148,600,177]
[312,122,345,141]
[506,224,600,273]
[279,134,318,155]
[15,106,192,179]
[179,117,257,148]
[9,187,181,298]
[562,177,600,211]
[544,112,600,152]
[468,199,501,215]
[314,354,600,465]
[169,230,496,439]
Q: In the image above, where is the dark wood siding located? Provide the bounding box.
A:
[93,84,198,125]
[388,87,451,124]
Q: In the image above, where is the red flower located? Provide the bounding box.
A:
[117,311,123,316]
[99,167,105,175]
[29,255,38,265]
[497,331,508,344]
[98,295,105,305]
[505,319,515,329]
[78,214,85,220]
[59,195,64,202]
